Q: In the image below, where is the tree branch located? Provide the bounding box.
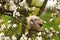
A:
[37,0,48,16]
[0,7,13,13]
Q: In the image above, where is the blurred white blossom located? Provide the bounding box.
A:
[31,7,36,11]
[0,32,5,40]
[12,35,17,40]
[56,31,59,34]
[9,0,17,11]
[50,27,54,30]
[44,21,46,23]
[1,24,6,28]
[45,28,48,30]
[0,4,2,7]
[13,24,17,28]
[19,0,31,11]
[15,12,20,16]
[0,32,4,37]
[7,24,12,29]
[56,2,60,10]
[0,19,3,23]
[38,32,42,36]
[48,33,53,38]
[24,5,31,11]
[20,37,24,40]
[45,0,57,10]
[13,10,20,18]
[13,10,16,17]
[58,24,60,28]
[28,38,31,40]
[50,18,53,22]
[52,39,55,40]
[25,32,28,35]
[8,20,11,23]
[45,28,49,33]
[4,36,10,40]
[36,36,42,40]
[0,24,6,31]
[46,30,49,33]
[19,0,26,7]
[20,34,27,40]
[43,32,46,35]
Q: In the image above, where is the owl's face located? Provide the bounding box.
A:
[27,16,43,31]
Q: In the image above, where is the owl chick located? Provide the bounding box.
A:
[26,15,43,31]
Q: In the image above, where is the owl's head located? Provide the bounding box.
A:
[27,15,43,31]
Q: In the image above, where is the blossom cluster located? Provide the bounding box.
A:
[0,27,60,40]
[0,19,17,32]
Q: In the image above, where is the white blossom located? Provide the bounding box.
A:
[1,24,6,28]
[38,32,42,36]
[43,32,46,35]
[0,19,3,23]
[13,10,20,18]
[50,27,54,30]
[58,24,60,28]
[50,18,53,22]
[9,0,17,11]
[21,34,28,40]
[25,32,28,35]
[52,39,55,40]
[44,21,46,23]
[0,32,4,37]
[45,28,48,30]
[20,34,26,40]
[15,12,20,16]
[19,0,30,11]
[19,0,26,7]
[0,24,6,31]
[0,32,5,40]
[24,37,27,40]
[0,28,2,31]
[31,7,36,11]
[8,20,11,23]
[56,3,60,10]
[13,24,17,28]
[18,7,20,9]
[13,10,16,17]
[48,33,53,38]
[28,38,31,40]
[7,24,12,29]
[24,5,31,11]
[20,37,24,40]
[45,28,49,33]
[0,4,2,7]
[19,3,23,7]
[22,34,26,38]
[56,31,59,34]
[36,36,42,40]
[39,36,42,40]
[45,0,57,10]
[46,30,49,33]
[4,36,10,40]
[12,35,17,40]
